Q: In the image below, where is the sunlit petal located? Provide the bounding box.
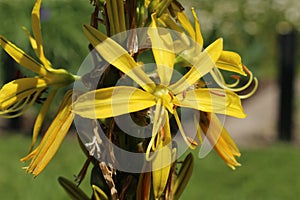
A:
[148,14,175,86]
[158,13,190,53]
[170,38,223,94]
[22,27,52,70]
[30,88,58,151]
[175,88,246,118]
[21,90,74,176]
[199,112,241,169]
[31,0,52,69]
[0,35,47,76]
[83,25,155,93]
[0,78,47,118]
[177,11,195,40]
[191,8,203,49]
[73,86,156,119]
[152,131,172,199]
[217,51,246,76]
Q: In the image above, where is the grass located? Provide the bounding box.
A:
[0,133,300,200]
[0,132,92,200]
[181,144,300,200]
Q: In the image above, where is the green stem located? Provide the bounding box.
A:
[117,0,126,32]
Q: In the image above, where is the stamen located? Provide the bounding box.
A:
[1,91,42,118]
[173,110,197,150]
[209,90,226,97]
[238,77,258,99]
[211,65,256,93]
[187,137,198,147]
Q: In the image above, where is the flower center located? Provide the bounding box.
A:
[153,85,175,113]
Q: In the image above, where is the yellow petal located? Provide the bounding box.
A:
[158,13,190,53]
[22,27,38,52]
[73,86,156,119]
[0,35,47,76]
[191,8,203,49]
[31,0,52,69]
[177,11,195,40]
[217,51,246,76]
[175,88,246,118]
[22,27,52,70]
[30,88,58,151]
[150,111,173,199]
[32,0,42,53]
[202,38,223,64]
[0,78,47,118]
[199,112,241,169]
[21,90,74,176]
[152,135,172,199]
[83,25,155,93]
[148,14,175,86]
[170,38,223,95]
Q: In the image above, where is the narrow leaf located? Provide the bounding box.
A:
[58,177,90,200]
[173,153,194,200]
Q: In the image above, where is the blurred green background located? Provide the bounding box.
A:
[0,0,300,199]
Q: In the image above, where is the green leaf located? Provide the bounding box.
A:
[173,153,194,200]
[58,177,90,200]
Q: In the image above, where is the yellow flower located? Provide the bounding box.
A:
[168,8,258,169]
[74,17,245,142]
[0,0,77,149]
[73,13,245,186]
[172,8,258,94]
[73,16,244,197]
